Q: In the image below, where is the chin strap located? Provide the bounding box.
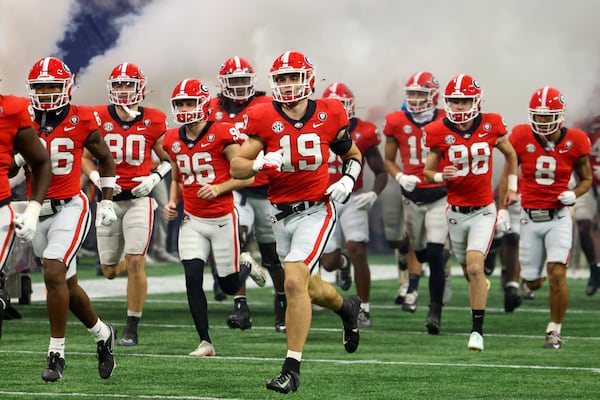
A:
[120,104,141,119]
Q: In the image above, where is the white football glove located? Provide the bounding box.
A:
[496,209,510,234]
[593,166,600,181]
[557,190,576,206]
[395,172,421,192]
[13,201,42,243]
[113,175,122,196]
[252,149,284,172]
[13,153,26,168]
[89,170,102,190]
[353,191,378,211]
[96,199,117,227]
[131,173,161,197]
[325,175,354,203]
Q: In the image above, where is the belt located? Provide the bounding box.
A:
[39,196,75,217]
[524,208,556,222]
[450,205,485,214]
[273,201,316,221]
[113,190,136,202]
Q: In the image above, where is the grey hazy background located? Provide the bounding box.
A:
[1,0,599,128]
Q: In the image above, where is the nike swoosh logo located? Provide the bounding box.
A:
[136,126,147,131]
[558,149,568,153]
[312,122,324,128]
[478,133,488,138]
[64,126,76,131]
[201,143,210,147]
[218,223,227,228]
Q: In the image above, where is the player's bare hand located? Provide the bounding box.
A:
[196,182,219,199]
[163,202,179,221]
[442,165,458,180]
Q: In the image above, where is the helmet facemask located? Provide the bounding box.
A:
[219,73,255,101]
[444,95,481,124]
[270,70,314,103]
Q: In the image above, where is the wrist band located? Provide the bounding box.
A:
[99,176,116,189]
[507,174,518,192]
[433,172,444,183]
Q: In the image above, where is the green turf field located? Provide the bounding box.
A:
[1,257,599,399]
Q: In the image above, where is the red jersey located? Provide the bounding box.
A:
[384,109,446,189]
[94,105,166,191]
[27,104,97,199]
[424,113,507,207]
[575,115,600,185]
[0,95,33,200]
[209,95,272,188]
[510,124,590,209]
[162,121,239,218]
[327,117,380,191]
[243,98,349,204]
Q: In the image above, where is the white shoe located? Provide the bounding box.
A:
[145,254,156,265]
[402,291,418,313]
[241,252,267,287]
[467,332,484,352]
[189,340,215,357]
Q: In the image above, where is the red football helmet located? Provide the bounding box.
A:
[27,56,73,110]
[170,79,211,124]
[528,87,566,135]
[443,74,482,123]
[404,71,439,113]
[269,51,315,103]
[107,62,146,106]
[218,56,256,101]
[322,82,355,118]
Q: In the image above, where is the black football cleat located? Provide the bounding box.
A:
[97,323,116,379]
[42,352,65,382]
[341,295,361,353]
[266,370,300,394]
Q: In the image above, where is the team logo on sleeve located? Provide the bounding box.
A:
[69,116,79,125]
[207,133,215,142]
[526,143,536,153]
[171,141,182,153]
[317,112,327,121]
[103,122,114,131]
[483,123,491,131]
[272,121,284,134]
[444,135,456,144]
[564,140,573,149]
[143,119,151,127]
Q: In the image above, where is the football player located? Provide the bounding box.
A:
[230,51,363,394]
[502,87,592,349]
[0,86,51,341]
[423,74,518,351]
[318,82,387,329]
[383,71,450,332]
[209,56,286,333]
[162,78,256,357]
[25,56,118,381]
[83,62,171,347]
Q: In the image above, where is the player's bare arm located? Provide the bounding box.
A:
[383,136,402,177]
[423,147,442,183]
[84,129,116,199]
[496,135,519,206]
[164,160,182,221]
[572,155,593,198]
[230,136,265,179]
[13,126,51,203]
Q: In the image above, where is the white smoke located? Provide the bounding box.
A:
[2,0,599,128]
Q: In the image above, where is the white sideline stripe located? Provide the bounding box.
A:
[1,349,600,375]
[0,391,239,400]
[28,264,593,303]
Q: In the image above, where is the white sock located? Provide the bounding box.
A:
[49,337,65,358]
[546,322,562,334]
[286,350,302,362]
[127,310,142,318]
[88,318,110,343]
[361,302,370,312]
